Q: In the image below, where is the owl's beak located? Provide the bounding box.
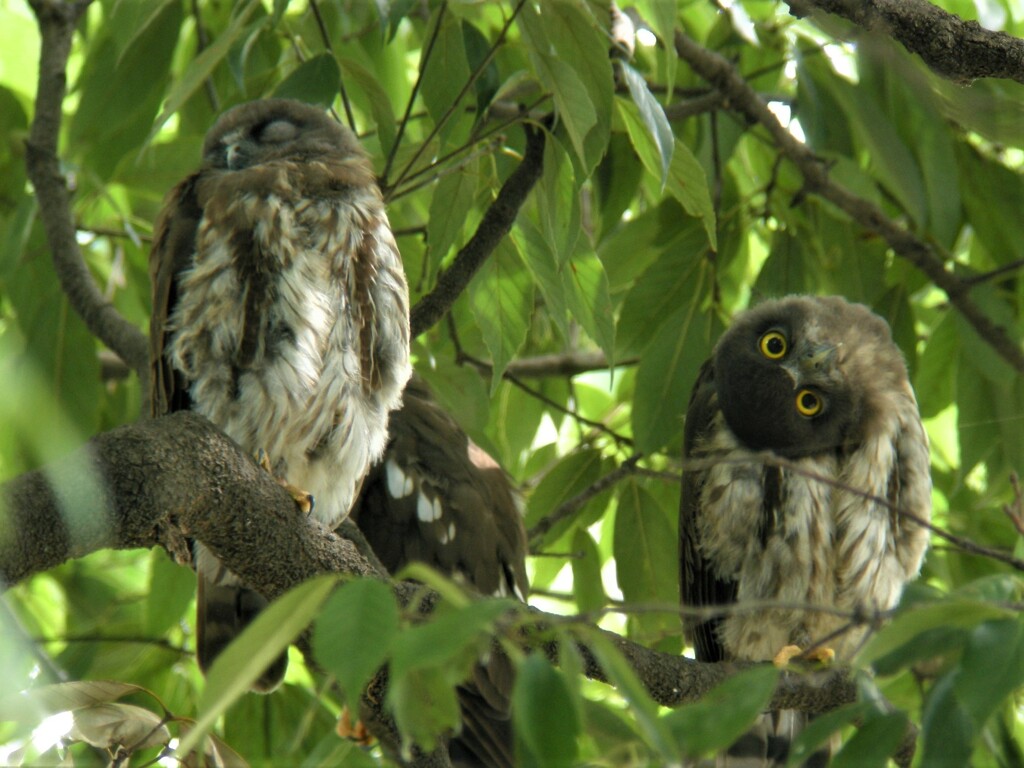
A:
[781,342,838,387]
[225,142,241,170]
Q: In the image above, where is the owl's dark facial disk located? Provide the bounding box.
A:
[713,301,859,457]
[201,98,361,171]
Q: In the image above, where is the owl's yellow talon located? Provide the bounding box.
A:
[337,706,374,746]
[255,449,315,514]
[773,644,835,667]
[773,644,805,667]
[805,646,835,664]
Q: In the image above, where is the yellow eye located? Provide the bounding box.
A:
[759,331,788,359]
[796,389,823,417]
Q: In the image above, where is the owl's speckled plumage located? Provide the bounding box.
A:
[150,99,412,690]
[680,295,931,764]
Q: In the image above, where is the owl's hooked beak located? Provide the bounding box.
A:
[781,342,838,388]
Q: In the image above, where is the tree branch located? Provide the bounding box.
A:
[25,0,150,385]
[0,414,883,755]
[409,124,546,338]
[787,0,1024,84]
[673,29,1024,374]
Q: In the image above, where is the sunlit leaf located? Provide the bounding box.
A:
[313,579,399,704]
[176,575,338,760]
[513,655,580,765]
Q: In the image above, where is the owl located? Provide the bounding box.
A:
[149,98,412,691]
[679,295,931,764]
[349,374,529,768]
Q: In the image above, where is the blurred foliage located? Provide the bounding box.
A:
[1,0,1023,765]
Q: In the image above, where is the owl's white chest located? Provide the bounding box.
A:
[168,192,408,526]
[697,415,917,660]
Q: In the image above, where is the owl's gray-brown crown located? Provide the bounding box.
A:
[201,98,364,170]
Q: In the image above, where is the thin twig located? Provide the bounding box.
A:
[390,0,529,194]
[528,454,643,544]
[382,1,448,185]
[308,0,356,131]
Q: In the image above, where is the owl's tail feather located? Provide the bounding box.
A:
[717,710,831,768]
[196,576,288,693]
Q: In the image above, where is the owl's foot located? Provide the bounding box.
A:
[337,707,374,746]
[773,644,836,667]
[256,449,315,514]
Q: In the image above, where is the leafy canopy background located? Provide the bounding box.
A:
[1,0,1023,766]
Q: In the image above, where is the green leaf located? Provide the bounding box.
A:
[388,666,461,752]
[632,265,718,454]
[4,257,101,444]
[514,219,572,341]
[69,0,181,178]
[176,574,338,760]
[616,227,708,358]
[273,53,341,106]
[562,250,615,364]
[787,701,873,767]
[525,449,608,545]
[419,9,471,147]
[859,598,1013,666]
[613,480,678,645]
[469,239,533,391]
[618,100,717,248]
[537,139,581,265]
[921,671,975,768]
[830,710,908,768]
[513,655,580,765]
[0,681,147,724]
[620,63,673,186]
[954,618,1024,730]
[313,579,399,704]
[389,600,509,678]
[338,55,398,154]
[144,549,196,637]
[804,60,927,226]
[427,156,480,272]
[662,665,779,757]
[145,0,263,147]
[570,528,606,615]
[520,1,612,173]
[69,702,170,750]
[582,629,679,761]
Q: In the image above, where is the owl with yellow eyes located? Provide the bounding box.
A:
[679,295,931,765]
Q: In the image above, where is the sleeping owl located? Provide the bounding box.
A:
[149,99,412,691]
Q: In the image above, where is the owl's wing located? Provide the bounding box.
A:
[349,375,527,768]
[350,376,528,600]
[148,174,201,417]
[679,358,737,663]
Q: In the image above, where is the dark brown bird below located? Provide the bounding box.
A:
[349,374,530,768]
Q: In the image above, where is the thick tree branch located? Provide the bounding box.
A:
[409,125,546,338]
[674,30,1024,374]
[787,0,1024,84]
[0,414,875,744]
[25,0,150,384]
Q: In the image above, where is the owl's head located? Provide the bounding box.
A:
[712,295,905,457]
[201,98,363,171]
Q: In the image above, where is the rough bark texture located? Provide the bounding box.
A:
[788,0,1024,84]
